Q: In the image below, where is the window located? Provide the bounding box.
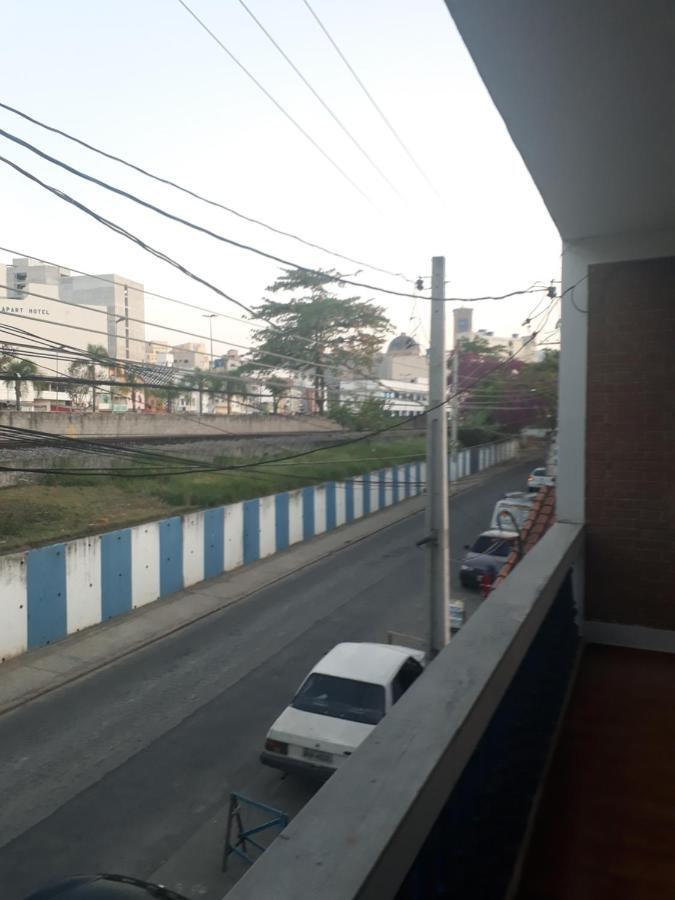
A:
[470,535,515,557]
[391,658,423,703]
[292,674,386,725]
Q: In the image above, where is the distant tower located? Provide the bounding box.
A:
[453,307,473,343]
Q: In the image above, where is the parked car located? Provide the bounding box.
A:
[490,492,535,531]
[459,529,519,588]
[527,466,555,492]
[261,642,425,779]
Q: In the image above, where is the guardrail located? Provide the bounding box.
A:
[224,521,583,900]
[0,438,519,663]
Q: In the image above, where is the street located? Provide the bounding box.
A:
[0,459,535,899]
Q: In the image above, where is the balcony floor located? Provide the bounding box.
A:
[517,643,675,900]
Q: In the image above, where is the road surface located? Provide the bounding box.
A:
[0,458,534,899]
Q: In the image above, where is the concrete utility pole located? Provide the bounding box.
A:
[450,338,459,468]
[426,256,450,656]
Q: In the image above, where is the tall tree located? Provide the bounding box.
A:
[68,343,110,412]
[1,358,38,410]
[246,268,391,414]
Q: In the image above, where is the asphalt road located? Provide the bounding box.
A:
[0,458,535,900]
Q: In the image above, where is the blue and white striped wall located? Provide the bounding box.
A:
[0,439,518,662]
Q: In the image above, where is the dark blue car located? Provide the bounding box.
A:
[459,530,519,589]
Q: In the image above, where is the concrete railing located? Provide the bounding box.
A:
[0,438,519,663]
[224,520,583,900]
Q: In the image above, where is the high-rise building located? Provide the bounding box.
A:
[1,257,146,365]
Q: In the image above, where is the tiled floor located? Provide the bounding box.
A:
[517,644,675,900]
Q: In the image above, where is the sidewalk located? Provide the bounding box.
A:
[0,456,531,717]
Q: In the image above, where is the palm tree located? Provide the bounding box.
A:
[1,359,39,410]
[68,343,110,412]
[180,368,212,416]
[218,369,249,415]
[147,385,177,414]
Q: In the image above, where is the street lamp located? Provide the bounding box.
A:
[202,313,217,368]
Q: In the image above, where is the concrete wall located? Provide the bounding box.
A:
[0,439,519,662]
[0,411,342,439]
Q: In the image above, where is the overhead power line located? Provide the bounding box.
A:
[0,332,540,479]
[0,135,546,305]
[233,0,403,199]
[300,0,444,204]
[175,0,376,209]
[0,100,410,280]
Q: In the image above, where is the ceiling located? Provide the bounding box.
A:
[445,0,675,241]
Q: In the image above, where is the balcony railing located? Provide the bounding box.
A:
[225,521,584,900]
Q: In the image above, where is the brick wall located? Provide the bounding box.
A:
[586,256,675,628]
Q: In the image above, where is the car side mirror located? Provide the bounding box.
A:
[464,544,470,550]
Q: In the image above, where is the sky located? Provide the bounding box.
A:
[0,0,562,362]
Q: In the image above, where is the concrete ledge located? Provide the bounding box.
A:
[584,620,675,654]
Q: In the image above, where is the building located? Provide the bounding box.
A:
[376,333,428,381]
[468,328,539,363]
[225,6,675,900]
[171,342,209,371]
[212,348,242,372]
[453,306,538,362]
[0,257,148,410]
[339,377,428,417]
[1,257,146,363]
[452,306,474,341]
[145,341,172,367]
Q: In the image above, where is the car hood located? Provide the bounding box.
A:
[267,705,375,754]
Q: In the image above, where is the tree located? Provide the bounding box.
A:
[147,386,178,414]
[209,369,249,415]
[180,368,212,415]
[246,268,391,415]
[68,343,110,412]
[265,376,290,414]
[455,334,505,356]
[328,397,393,431]
[0,359,38,410]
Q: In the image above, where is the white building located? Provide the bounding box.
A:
[0,257,147,410]
[339,377,429,418]
[145,341,173,367]
[375,334,428,381]
[452,306,539,362]
[171,342,209,371]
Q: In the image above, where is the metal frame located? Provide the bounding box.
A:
[222,792,289,871]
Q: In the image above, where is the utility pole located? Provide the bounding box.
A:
[203,313,217,369]
[450,339,459,469]
[426,256,450,657]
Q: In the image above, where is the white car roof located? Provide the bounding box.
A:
[311,642,424,686]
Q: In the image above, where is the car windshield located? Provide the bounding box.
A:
[292,673,386,725]
[533,468,546,476]
[470,535,515,557]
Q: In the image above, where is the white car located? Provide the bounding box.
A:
[261,642,425,778]
[527,466,555,492]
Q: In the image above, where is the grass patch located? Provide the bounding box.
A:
[0,437,425,552]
